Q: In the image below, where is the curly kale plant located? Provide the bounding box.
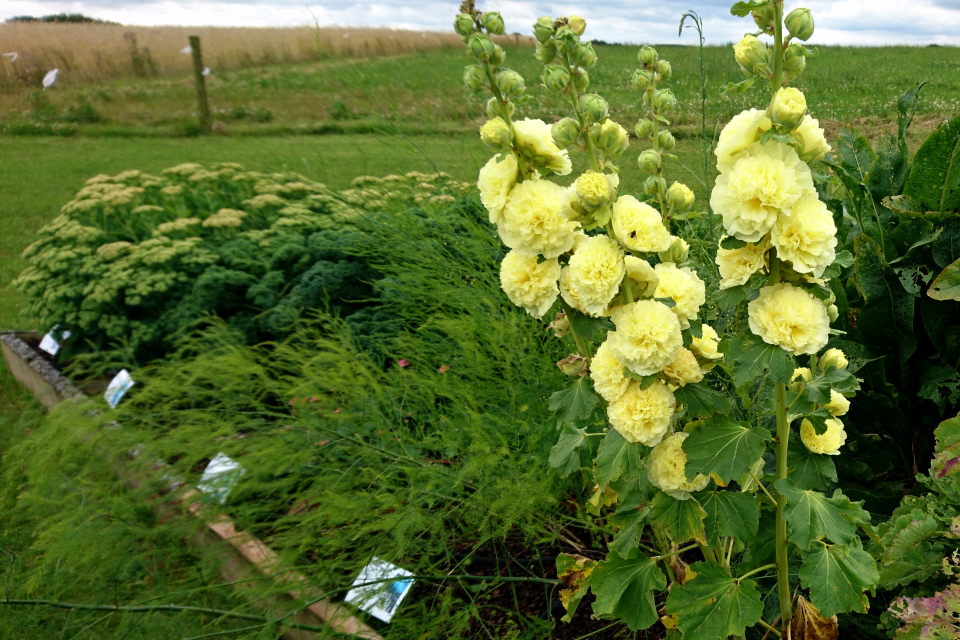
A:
[14,163,469,369]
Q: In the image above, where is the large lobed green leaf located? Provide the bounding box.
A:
[594,429,642,489]
[651,493,707,545]
[854,234,918,366]
[682,417,772,484]
[665,561,764,640]
[904,113,960,214]
[774,479,870,550]
[696,490,760,544]
[798,539,879,618]
[548,376,599,424]
[587,549,666,631]
[549,423,588,478]
[674,383,730,419]
[727,333,795,388]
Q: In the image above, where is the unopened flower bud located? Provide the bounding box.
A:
[655,60,672,81]
[462,64,486,91]
[481,11,505,35]
[490,44,505,66]
[554,26,579,53]
[772,87,807,129]
[467,33,496,61]
[785,8,815,42]
[557,354,588,377]
[454,13,475,37]
[497,69,525,97]
[653,89,676,113]
[568,14,586,36]
[480,117,512,151]
[533,16,555,43]
[534,40,557,64]
[638,149,662,173]
[597,120,630,157]
[790,367,812,391]
[666,182,695,211]
[548,313,570,338]
[658,130,676,151]
[541,64,570,93]
[638,45,658,65]
[659,236,690,264]
[576,42,597,68]
[643,175,665,196]
[752,4,776,34]
[631,69,653,91]
[486,97,514,119]
[572,68,589,92]
[635,118,654,139]
[576,170,615,210]
[821,348,848,371]
[826,304,839,323]
[552,117,581,149]
[783,43,807,81]
[579,94,608,123]
[734,34,770,77]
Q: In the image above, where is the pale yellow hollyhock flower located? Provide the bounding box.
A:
[480,117,512,150]
[478,153,519,224]
[607,380,676,447]
[648,432,710,500]
[716,235,769,289]
[612,195,672,253]
[512,118,573,176]
[665,182,695,210]
[748,283,830,355]
[690,324,722,362]
[662,348,704,388]
[771,87,807,129]
[590,340,630,403]
[771,195,837,277]
[607,300,683,377]
[800,418,847,455]
[498,250,560,319]
[715,108,772,171]
[654,263,706,330]
[498,178,580,258]
[821,348,849,371]
[575,170,618,210]
[564,235,625,316]
[711,142,814,242]
[825,390,850,417]
[623,255,659,297]
[559,267,588,315]
[795,115,832,164]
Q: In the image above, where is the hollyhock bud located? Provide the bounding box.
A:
[659,236,690,264]
[572,68,590,92]
[643,175,665,196]
[638,149,662,173]
[533,16,555,43]
[579,94,609,123]
[827,304,839,323]
[638,45,658,65]
[454,13,475,37]
[785,8,815,42]
[655,60,672,81]
[658,130,676,151]
[666,182,695,211]
[631,69,653,91]
[782,43,807,82]
[462,65,486,91]
[652,89,676,113]
[485,97,514,119]
[481,11,505,35]
[557,354,588,376]
[480,117,512,151]
[597,120,630,157]
[467,33,496,61]
[734,34,770,77]
[534,40,557,64]
[752,4,776,34]
[542,64,570,93]
[549,313,571,338]
[552,117,581,149]
[821,348,849,371]
[568,14,586,36]
[497,69,525,97]
[490,44,505,66]
[554,26,579,54]
[575,42,597,68]
[772,87,807,129]
[635,118,654,139]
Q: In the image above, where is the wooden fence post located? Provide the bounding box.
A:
[188,35,212,133]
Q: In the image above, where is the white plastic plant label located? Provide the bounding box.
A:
[345,557,415,623]
[38,326,71,356]
[104,369,134,408]
[197,453,245,504]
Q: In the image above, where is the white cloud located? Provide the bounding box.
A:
[1,0,958,45]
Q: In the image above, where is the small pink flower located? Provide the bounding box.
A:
[310,396,318,403]
[289,398,297,405]
[333,408,342,414]
[438,364,450,373]
[398,359,410,368]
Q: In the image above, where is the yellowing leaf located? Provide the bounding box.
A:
[791,596,839,640]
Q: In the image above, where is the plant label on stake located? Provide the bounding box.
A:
[104,369,134,408]
[38,326,71,356]
[196,453,245,504]
[345,557,415,623]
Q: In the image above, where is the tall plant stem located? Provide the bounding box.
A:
[560,301,589,357]
[482,65,529,181]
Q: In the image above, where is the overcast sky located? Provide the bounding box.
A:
[3,0,960,45]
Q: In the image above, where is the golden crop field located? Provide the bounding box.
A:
[0,22,532,86]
